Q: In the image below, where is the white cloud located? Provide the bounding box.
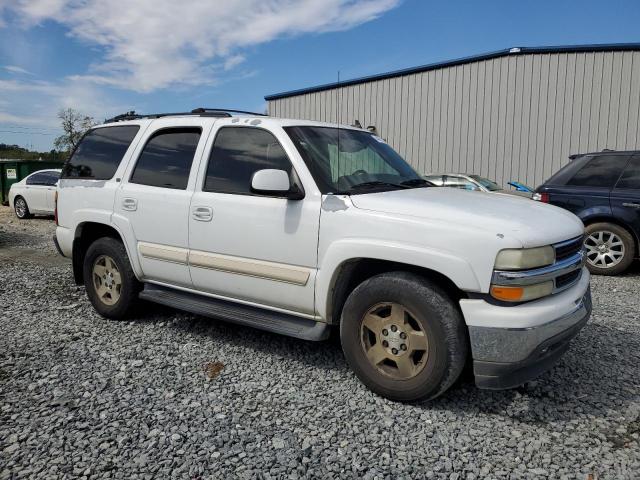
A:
[0,0,400,92]
[4,65,33,75]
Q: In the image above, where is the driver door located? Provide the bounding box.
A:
[188,121,320,315]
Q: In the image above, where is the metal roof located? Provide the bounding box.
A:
[265,43,640,101]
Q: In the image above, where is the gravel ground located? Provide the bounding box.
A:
[0,205,639,479]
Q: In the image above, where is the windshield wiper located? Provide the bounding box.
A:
[349,181,409,191]
[400,178,431,187]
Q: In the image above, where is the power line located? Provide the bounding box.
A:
[0,125,59,133]
[0,130,57,135]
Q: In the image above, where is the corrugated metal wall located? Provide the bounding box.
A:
[267,50,640,188]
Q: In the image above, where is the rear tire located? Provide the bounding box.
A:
[584,222,635,276]
[14,196,31,219]
[83,237,141,319]
[340,272,468,402]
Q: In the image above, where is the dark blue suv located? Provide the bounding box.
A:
[535,151,640,275]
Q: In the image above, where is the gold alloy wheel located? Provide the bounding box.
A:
[360,302,429,380]
[92,255,122,306]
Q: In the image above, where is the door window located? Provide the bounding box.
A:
[26,172,48,185]
[41,171,60,186]
[62,125,140,180]
[204,127,293,195]
[130,128,201,190]
[615,156,640,190]
[566,154,630,188]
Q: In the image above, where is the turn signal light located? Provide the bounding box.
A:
[490,281,554,302]
[490,285,524,302]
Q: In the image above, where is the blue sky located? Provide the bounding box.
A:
[1,0,639,151]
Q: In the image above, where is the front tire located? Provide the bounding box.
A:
[14,196,31,219]
[584,222,635,276]
[83,237,141,319]
[340,272,468,402]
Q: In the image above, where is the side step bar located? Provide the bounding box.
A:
[139,284,330,341]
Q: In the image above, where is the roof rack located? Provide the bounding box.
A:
[104,107,267,123]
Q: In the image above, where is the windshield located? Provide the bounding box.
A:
[284,126,427,194]
[469,175,502,191]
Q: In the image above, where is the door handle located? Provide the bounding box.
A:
[622,202,640,209]
[192,206,213,222]
[122,198,138,211]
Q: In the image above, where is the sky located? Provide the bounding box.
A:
[0,0,639,152]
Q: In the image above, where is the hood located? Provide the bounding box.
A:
[349,187,583,247]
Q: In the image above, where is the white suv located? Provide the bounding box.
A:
[54,108,591,402]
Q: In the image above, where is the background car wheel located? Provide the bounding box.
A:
[340,271,468,402]
[584,222,635,276]
[83,237,141,319]
[14,196,31,219]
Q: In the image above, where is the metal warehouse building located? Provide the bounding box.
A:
[265,44,640,188]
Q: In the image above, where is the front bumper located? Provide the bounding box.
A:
[460,269,592,389]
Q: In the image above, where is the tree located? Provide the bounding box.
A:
[54,108,95,153]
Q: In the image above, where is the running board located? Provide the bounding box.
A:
[139,284,330,341]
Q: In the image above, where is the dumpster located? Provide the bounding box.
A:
[1,159,64,205]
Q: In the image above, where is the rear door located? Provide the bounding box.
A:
[42,171,60,211]
[548,154,631,216]
[114,118,210,287]
[610,154,640,239]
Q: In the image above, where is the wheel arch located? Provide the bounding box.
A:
[325,258,467,325]
[72,221,138,285]
[582,215,639,254]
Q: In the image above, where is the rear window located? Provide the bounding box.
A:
[62,125,139,180]
[566,154,630,188]
[130,128,201,190]
[615,155,640,190]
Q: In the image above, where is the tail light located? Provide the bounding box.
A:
[54,190,59,225]
[532,192,549,203]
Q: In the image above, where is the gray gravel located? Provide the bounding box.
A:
[1,205,639,479]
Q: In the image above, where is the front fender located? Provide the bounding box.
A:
[315,238,482,320]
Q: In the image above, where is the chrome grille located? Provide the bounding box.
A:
[554,236,584,263]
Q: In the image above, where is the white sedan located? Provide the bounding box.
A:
[9,169,61,219]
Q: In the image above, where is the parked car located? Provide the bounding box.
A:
[424,173,532,198]
[54,109,591,402]
[535,150,640,275]
[9,169,61,219]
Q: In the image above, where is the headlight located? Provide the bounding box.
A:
[494,246,555,270]
[490,281,554,302]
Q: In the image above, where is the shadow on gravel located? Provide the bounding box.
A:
[126,297,639,426]
[618,260,640,278]
[131,300,348,373]
[428,322,639,425]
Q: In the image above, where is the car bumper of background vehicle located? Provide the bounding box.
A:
[460,270,591,390]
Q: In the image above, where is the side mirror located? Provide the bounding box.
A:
[251,169,304,200]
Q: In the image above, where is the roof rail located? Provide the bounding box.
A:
[104,107,267,124]
[191,107,267,116]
